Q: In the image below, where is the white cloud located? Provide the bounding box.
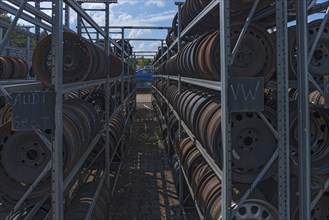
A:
[142,10,175,23]
[130,41,161,53]
[69,10,77,27]
[111,33,122,39]
[118,0,139,5]
[144,14,174,23]
[82,3,105,9]
[128,29,152,38]
[117,13,134,23]
[149,42,161,51]
[136,42,145,50]
[145,0,165,7]
[106,10,174,27]
[110,10,175,26]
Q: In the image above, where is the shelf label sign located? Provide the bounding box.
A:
[11,91,55,130]
[325,76,329,109]
[228,77,264,112]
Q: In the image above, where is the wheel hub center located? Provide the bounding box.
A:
[238,130,258,150]
[234,45,253,67]
[20,143,46,168]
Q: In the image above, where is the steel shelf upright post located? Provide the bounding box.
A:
[166,39,170,156]
[35,0,41,42]
[65,3,70,28]
[51,0,64,219]
[159,38,170,155]
[105,1,111,189]
[297,0,311,218]
[220,0,232,218]
[25,27,31,67]
[175,2,185,215]
[126,42,130,137]
[160,40,163,62]
[121,28,125,164]
[164,52,170,156]
[311,4,329,209]
[276,0,290,219]
[77,2,82,36]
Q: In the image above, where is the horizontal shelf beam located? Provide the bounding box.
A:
[0,75,133,96]
[8,0,73,32]
[0,2,52,31]
[62,75,134,93]
[107,26,171,30]
[154,75,222,91]
[134,51,157,53]
[111,38,164,41]
[8,0,51,23]
[2,81,44,93]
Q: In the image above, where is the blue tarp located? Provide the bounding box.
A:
[136,68,153,81]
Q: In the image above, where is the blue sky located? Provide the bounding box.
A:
[5,0,179,59]
[81,0,179,57]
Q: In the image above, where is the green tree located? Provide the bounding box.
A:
[1,10,36,49]
[136,57,152,68]
[0,10,11,22]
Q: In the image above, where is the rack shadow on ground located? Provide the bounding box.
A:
[109,104,182,220]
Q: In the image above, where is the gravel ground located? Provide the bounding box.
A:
[109,105,182,220]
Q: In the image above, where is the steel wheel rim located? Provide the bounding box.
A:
[233,199,279,220]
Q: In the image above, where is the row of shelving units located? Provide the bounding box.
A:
[0,0,136,219]
[152,0,329,219]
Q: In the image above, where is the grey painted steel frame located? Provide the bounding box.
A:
[0,0,28,54]
[85,170,106,220]
[297,0,311,218]
[154,0,220,65]
[152,85,223,189]
[220,0,232,219]
[51,0,64,219]
[153,99,204,219]
[151,0,324,218]
[105,2,111,190]
[108,26,170,30]
[166,42,171,156]
[176,2,184,216]
[120,28,125,165]
[8,0,53,24]
[7,0,73,31]
[65,0,125,54]
[0,1,133,218]
[276,0,290,219]
[35,0,41,42]
[0,2,52,31]
[25,27,31,66]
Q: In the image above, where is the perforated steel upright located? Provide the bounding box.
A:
[51,0,64,219]
[276,0,290,219]
[105,2,111,189]
[219,1,232,218]
[296,1,311,219]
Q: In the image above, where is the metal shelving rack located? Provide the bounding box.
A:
[152,0,329,219]
[0,0,136,219]
[151,93,204,219]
